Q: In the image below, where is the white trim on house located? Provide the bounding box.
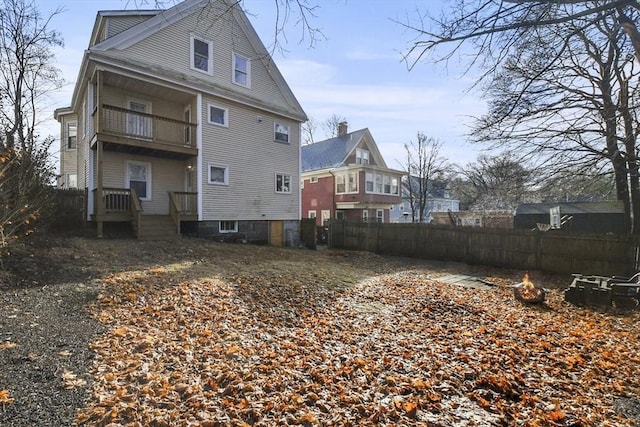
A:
[207,103,229,127]
[197,93,203,221]
[92,0,210,51]
[219,220,238,233]
[208,162,229,185]
[274,121,290,144]
[190,33,214,75]
[275,172,292,194]
[232,51,251,88]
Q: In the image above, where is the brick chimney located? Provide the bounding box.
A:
[338,121,348,136]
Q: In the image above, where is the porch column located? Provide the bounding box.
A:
[96,139,104,238]
[96,70,104,238]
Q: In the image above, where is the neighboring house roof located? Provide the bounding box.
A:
[301,129,369,172]
[515,201,624,215]
[401,176,454,199]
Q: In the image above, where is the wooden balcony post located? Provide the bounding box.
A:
[96,139,104,238]
[95,71,105,238]
[95,70,102,135]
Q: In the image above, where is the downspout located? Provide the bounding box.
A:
[329,169,336,222]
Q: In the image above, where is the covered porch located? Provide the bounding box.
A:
[88,70,200,238]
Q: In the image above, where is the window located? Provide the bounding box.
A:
[208,163,228,185]
[375,174,383,193]
[336,174,345,193]
[365,173,374,192]
[336,211,344,220]
[321,210,330,224]
[126,161,151,200]
[362,210,369,222]
[376,209,384,223]
[310,176,318,183]
[348,172,358,192]
[356,148,369,165]
[208,104,228,127]
[274,122,290,143]
[308,210,316,219]
[336,172,357,194]
[232,52,250,87]
[191,34,212,74]
[391,177,399,195]
[67,173,77,189]
[383,176,391,194]
[67,122,77,149]
[275,173,291,193]
[220,220,237,233]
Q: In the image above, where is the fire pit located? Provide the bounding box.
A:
[513,273,546,304]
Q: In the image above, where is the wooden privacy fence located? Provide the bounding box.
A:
[328,222,637,276]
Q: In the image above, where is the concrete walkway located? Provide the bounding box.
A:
[436,274,495,290]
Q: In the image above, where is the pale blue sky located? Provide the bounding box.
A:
[41,0,487,169]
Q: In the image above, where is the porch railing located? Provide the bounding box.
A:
[169,191,197,234]
[93,187,143,219]
[100,104,196,148]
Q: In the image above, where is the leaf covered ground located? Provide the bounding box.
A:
[1,237,639,426]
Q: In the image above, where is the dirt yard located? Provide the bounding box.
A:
[0,236,638,426]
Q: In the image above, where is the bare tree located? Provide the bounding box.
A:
[322,114,347,138]
[0,0,61,251]
[402,1,640,70]
[402,133,446,223]
[133,0,324,54]
[301,115,317,145]
[402,1,640,234]
[456,154,532,211]
[468,9,640,232]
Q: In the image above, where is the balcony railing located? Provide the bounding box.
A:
[169,191,198,233]
[99,104,196,148]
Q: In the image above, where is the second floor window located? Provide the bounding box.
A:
[191,34,212,74]
[67,122,77,149]
[366,172,399,195]
[274,122,290,143]
[336,172,358,194]
[208,104,228,127]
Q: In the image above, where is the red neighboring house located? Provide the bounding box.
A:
[301,123,403,225]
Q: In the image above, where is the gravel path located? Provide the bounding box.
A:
[0,281,103,426]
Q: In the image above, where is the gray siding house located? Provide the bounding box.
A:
[55,0,306,243]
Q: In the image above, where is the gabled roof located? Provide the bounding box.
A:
[515,201,624,215]
[68,0,306,121]
[90,0,209,51]
[301,129,369,172]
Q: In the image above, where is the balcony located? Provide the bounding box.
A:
[93,104,198,159]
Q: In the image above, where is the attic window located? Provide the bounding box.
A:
[356,148,369,165]
[233,52,250,87]
[310,177,318,183]
[191,34,213,74]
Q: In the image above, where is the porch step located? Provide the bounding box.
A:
[137,215,179,241]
